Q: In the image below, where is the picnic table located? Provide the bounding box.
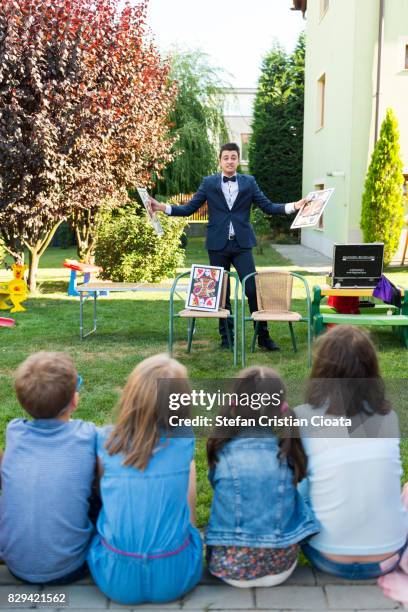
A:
[312,285,408,348]
[77,282,188,339]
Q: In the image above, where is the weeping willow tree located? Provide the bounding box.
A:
[156,49,228,196]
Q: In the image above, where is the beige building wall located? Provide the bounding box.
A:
[302,0,408,257]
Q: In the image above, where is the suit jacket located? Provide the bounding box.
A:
[170,173,286,250]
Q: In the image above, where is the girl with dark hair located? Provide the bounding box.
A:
[295,325,408,580]
[205,366,319,588]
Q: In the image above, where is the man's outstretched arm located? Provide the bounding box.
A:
[149,180,207,217]
[252,178,308,214]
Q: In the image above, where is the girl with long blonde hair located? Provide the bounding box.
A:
[87,354,202,605]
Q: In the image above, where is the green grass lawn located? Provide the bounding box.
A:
[2,237,291,271]
[1,239,408,528]
[184,236,292,268]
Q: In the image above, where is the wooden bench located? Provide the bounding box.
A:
[320,304,399,315]
[312,285,408,348]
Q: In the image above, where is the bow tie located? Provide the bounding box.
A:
[223,175,237,183]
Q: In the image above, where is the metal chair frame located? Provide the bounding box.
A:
[169,270,239,366]
[241,270,312,367]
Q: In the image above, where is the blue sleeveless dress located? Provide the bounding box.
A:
[87,427,202,604]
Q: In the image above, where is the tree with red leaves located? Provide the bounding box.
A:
[0,0,176,290]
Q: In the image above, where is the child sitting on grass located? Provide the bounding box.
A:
[295,325,408,580]
[205,366,319,588]
[0,351,97,584]
[87,353,202,605]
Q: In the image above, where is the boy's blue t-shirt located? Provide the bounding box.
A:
[0,418,97,582]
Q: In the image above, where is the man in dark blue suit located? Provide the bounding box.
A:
[150,142,306,350]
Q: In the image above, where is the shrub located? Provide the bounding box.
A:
[360,108,405,265]
[94,204,188,283]
[251,207,271,254]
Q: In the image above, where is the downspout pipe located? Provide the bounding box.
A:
[374,0,385,143]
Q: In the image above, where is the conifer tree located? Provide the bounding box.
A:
[360,108,405,265]
[249,34,305,239]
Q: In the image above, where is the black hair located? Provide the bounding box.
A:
[219,142,240,159]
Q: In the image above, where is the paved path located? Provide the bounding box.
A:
[0,563,402,611]
[272,241,408,270]
[271,244,332,273]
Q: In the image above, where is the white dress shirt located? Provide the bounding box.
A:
[221,174,239,238]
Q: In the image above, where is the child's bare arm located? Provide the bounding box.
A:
[187,460,197,526]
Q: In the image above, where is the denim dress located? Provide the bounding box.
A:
[205,434,319,578]
[87,427,202,605]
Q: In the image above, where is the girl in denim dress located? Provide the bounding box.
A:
[205,366,319,587]
[87,354,202,605]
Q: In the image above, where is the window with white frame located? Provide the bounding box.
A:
[317,74,326,129]
[315,183,325,229]
[320,0,329,19]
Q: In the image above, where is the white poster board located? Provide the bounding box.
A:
[290,188,335,230]
[136,187,164,237]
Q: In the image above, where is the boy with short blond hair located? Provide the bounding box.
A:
[14,351,78,418]
[0,351,97,584]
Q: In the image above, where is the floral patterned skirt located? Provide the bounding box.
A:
[207,544,299,581]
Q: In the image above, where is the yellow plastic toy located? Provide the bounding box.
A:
[0,263,29,313]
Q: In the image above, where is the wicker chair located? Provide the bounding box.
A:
[241,269,312,367]
[169,269,239,365]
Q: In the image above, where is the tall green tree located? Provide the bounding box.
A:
[360,108,405,265]
[156,50,228,196]
[249,33,305,238]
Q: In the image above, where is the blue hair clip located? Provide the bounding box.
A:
[76,374,83,392]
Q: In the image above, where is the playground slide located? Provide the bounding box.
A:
[0,317,15,327]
